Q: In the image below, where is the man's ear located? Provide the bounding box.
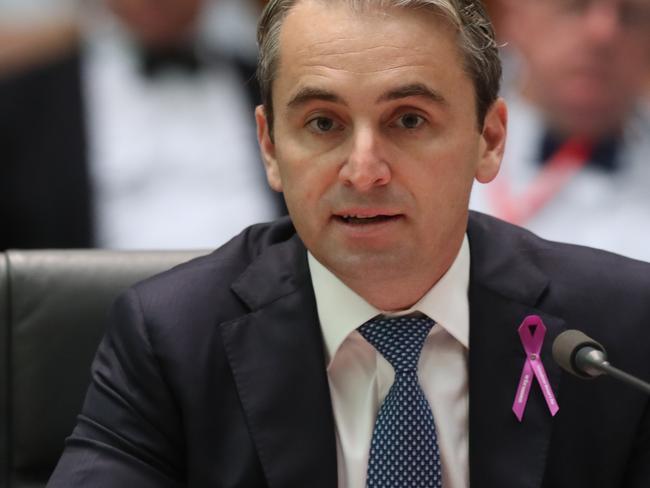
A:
[255,105,283,192]
[475,98,507,183]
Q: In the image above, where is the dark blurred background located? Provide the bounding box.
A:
[2,0,649,257]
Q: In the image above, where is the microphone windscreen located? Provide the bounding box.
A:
[552,329,605,378]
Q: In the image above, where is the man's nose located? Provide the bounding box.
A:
[338,126,391,192]
[583,1,624,44]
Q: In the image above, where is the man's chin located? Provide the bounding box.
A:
[323,247,411,281]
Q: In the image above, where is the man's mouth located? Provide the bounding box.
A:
[336,214,399,224]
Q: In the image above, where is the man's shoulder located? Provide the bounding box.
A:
[469,210,650,266]
[0,48,82,97]
[468,211,650,291]
[129,217,300,314]
[0,48,83,129]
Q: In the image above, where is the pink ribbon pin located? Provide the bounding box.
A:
[512,315,559,422]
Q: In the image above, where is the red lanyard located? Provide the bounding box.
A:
[488,138,593,225]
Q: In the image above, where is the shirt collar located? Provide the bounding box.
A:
[308,235,471,365]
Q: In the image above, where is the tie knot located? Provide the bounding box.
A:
[358,315,434,372]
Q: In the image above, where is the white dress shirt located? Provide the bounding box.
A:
[82,17,275,249]
[308,236,471,488]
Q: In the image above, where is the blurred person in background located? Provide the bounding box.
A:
[480,0,506,34]
[0,20,79,76]
[470,0,650,261]
[0,0,284,250]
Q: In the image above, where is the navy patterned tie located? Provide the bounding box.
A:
[358,314,442,487]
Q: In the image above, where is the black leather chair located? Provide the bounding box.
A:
[0,249,206,488]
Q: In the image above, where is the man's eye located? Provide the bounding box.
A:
[307,117,339,133]
[395,113,426,129]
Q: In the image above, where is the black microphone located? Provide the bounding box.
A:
[552,329,650,395]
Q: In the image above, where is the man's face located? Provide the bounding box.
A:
[506,0,650,137]
[256,0,506,307]
[107,0,203,47]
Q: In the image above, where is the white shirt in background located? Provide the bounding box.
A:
[82,17,275,249]
[471,91,650,263]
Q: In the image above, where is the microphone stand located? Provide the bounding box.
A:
[576,348,650,395]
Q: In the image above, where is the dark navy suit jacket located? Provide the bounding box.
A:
[48,212,650,487]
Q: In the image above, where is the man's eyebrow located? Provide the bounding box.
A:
[377,83,447,106]
[286,87,346,109]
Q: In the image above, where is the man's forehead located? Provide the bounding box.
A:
[268,0,473,111]
[276,0,460,71]
[279,0,456,50]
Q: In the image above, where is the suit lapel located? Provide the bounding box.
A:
[219,213,569,487]
[467,213,566,488]
[219,235,337,488]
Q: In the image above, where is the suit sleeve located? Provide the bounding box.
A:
[623,398,650,487]
[47,288,186,487]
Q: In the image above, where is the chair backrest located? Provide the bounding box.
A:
[0,249,207,488]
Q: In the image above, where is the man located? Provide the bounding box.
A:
[48,0,650,487]
[470,0,650,261]
[0,0,283,250]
